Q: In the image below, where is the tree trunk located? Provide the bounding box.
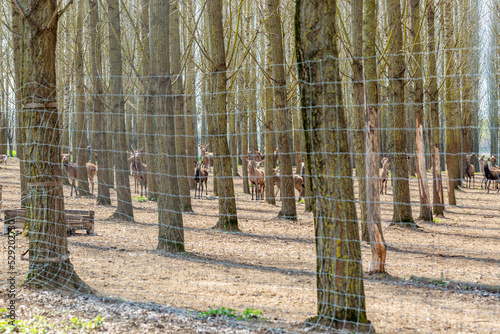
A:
[363,0,387,273]
[151,0,185,252]
[90,0,111,205]
[170,1,193,212]
[207,0,239,231]
[443,0,459,206]
[426,0,444,216]
[12,6,27,207]
[296,1,371,329]
[75,0,91,197]
[351,0,369,241]
[411,0,431,221]
[268,0,296,220]
[387,0,415,226]
[264,31,276,205]
[18,0,90,292]
[108,0,133,220]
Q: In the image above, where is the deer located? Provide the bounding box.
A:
[464,154,475,188]
[380,157,390,195]
[199,143,214,170]
[130,147,147,197]
[254,150,265,162]
[194,161,208,198]
[0,154,7,166]
[62,151,98,196]
[484,159,500,193]
[246,157,265,200]
[272,167,305,201]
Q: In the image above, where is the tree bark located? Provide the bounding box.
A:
[18,0,91,292]
[151,0,185,252]
[351,0,369,241]
[296,0,371,330]
[75,0,91,196]
[268,0,296,220]
[207,0,239,231]
[170,0,192,212]
[387,0,415,226]
[108,0,134,220]
[426,0,444,216]
[443,0,459,206]
[90,0,111,205]
[363,0,387,273]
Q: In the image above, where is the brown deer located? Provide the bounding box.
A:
[0,154,7,166]
[130,148,147,197]
[380,157,390,195]
[484,158,500,193]
[254,150,265,162]
[272,168,305,201]
[246,157,265,200]
[199,143,214,170]
[86,162,97,194]
[194,161,208,198]
[62,151,97,196]
[62,152,78,196]
[464,154,475,188]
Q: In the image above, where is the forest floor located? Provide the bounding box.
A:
[0,158,499,333]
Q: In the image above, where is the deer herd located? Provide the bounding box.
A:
[52,146,500,199]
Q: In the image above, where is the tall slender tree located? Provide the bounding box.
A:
[17,0,90,292]
[151,0,185,252]
[296,0,371,330]
[268,0,296,220]
[387,0,415,226]
[207,0,239,231]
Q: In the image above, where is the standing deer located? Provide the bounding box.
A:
[194,161,208,198]
[86,161,97,194]
[62,151,98,196]
[464,154,475,188]
[199,143,214,170]
[380,157,390,195]
[272,167,304,201]
[246,157,265,200]
[130,148,147,197]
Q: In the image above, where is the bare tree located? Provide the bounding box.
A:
[90,0,111,205]
[207,0,239,231]
[108,0,134,220]
[268,0,296,220]
[17,0,90,292]
[296,0,371,330]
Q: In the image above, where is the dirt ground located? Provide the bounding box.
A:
[1,158,499,333]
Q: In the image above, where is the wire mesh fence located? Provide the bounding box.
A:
[0,0,499,332]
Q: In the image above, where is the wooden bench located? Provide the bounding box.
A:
[3,208,94,236]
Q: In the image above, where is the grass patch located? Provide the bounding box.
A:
[197,307,265,321]
[0,308,104,333]
[135,196,148,203]
[433,218,443,223]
